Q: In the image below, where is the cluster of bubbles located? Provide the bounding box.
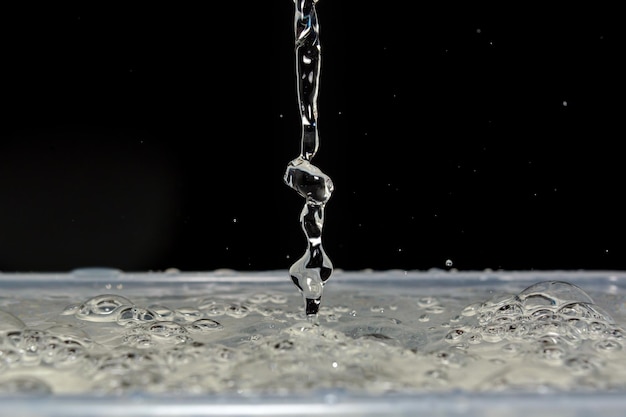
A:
[0,292,291,394]
[0,310,93,394]
[433,281,625,391]
[1,280,625,395]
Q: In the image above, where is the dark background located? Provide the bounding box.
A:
[1,3,624,272]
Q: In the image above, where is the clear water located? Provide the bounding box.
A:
[284,0,334,317]
[1,275,625,396]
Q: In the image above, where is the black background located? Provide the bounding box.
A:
[1,3,624,272]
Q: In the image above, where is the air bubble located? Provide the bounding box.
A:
[188,319,224,332]
[45,324,93,348]
[536,345,566,364]
[558,302,597,320]
[198,300,227,317]
[530,309,557,321]
[247,294,270,304]
[149,305,174,320]
[425,305,445,314]
[4,329,46,366]
[494,302,523,318]
[417,296,439,308]
[434,350,469,368]
[325,314,339,322]
[175,307,203,322]
[273,340,295,351]
[225,304,250,318]
[481,325,505,343]
[564,355,602,375]
[145,321,190,344]
[594,340,622,352]
[0,309,26,331]
[117,307,157,327]
[60,304,81,316]
[75,294,133,322]
[122,329,153,348]
[521,295,555,310]
[445,329,466,343]
[269,294,288,304]
[518,281,594,307]
[461,303,480,317]
[587,321,608,339]
[42,336,88,368]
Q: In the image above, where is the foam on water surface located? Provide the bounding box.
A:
[1,271,625,396]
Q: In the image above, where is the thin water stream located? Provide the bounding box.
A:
[284,0,334,319]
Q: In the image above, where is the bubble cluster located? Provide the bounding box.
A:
[438,281,625,390]
[0,325,92,374]
[1,280,625,395]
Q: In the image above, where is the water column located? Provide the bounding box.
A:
[283,0,334,320]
